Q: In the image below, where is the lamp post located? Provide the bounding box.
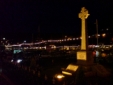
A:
[96,19,98,46]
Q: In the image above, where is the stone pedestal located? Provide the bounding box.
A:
[77,50,94,66]
[76,50,94,73]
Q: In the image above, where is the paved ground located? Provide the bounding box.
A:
[1,57,113,85]
[2,62,63,85]
[0,73,15,85]
[3,64,112,85]
[0,60,15,85]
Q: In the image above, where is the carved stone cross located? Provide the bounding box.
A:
[78,7,89,50]
[77,7,94,63]
[79,7,89,19]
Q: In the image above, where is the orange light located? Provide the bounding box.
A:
[101,53,106,57]
[102,33,106,37]
[55,74,65,80]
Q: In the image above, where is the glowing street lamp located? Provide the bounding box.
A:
[96,34,100,38]
[67,38,70,41]
[24,40,26,43]
[57,75,64,79]
[55,74,65,80]
[102,33,106,37]
[73,38,75,40]
[98,34,100,36]
[3,38,5,40]
[76,38,79,40]
[106,28,108,30]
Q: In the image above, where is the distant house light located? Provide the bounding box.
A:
[106,28,108,30]
[3,38,5,40]
[24,40,26,43]
[88,36,90,38]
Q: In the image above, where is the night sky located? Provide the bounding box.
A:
[0,0,113,42]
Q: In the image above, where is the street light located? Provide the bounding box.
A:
[3,38,5,40]
[88,36,91,38]
[73,38,75,40]
[102,33,106,37]
[55,74,65,80]
[76,38,79,40]
[106,28,108,30]
[24,40,26,43]
[98,34,100,36]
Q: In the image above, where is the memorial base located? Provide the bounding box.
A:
[76,50,94,66]
[61,64,110,84]
[76,50,110,77]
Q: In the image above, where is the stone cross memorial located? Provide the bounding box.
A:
[77,7,93,65]
[62,7,109,78]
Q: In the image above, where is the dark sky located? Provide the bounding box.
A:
[0,0,113,42]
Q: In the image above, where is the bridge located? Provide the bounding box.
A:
[5,43,113,51]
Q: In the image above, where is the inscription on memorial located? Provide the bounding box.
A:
[66,64,78,71]
[77,51,87,60]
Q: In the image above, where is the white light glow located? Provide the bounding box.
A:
[73,38,75,40]
[76,38,78,40]
[3,38,5,40]
[11,59,13,62]
[98,34,100,36]
[95,45,99,47]
[57,74,65,79]
[17,59,22,63]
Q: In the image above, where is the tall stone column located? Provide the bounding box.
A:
[77,7,93,65]
[79,7,89,50]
